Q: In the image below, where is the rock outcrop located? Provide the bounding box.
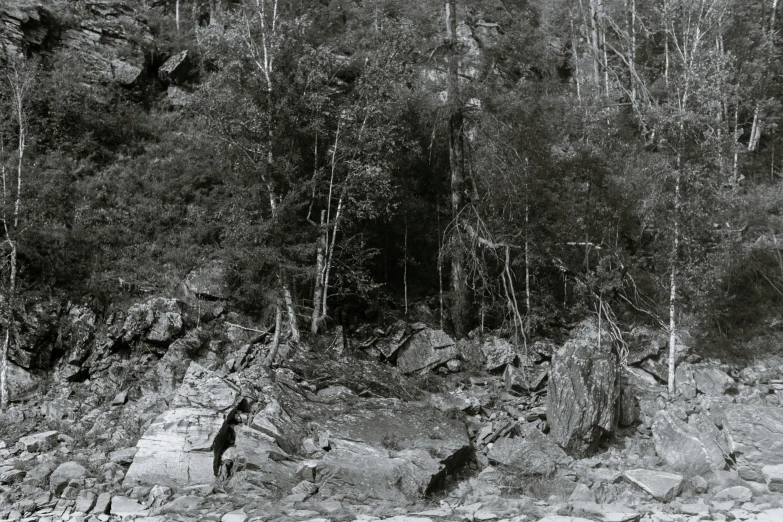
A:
[723,404,783,482]
[123,363,241,488]
[651,410,726,476]
[396,328,458,374]
[487,423,571,477]
[547,320,618,456]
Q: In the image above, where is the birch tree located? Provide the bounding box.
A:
[0,58,34,408]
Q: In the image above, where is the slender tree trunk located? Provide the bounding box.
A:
[668,174,679,395]
[590,0,601,88]
[0,330,8,408]
[311,210,326,333]
[282,283,299,341]
[176,0,180,32]
[404,212,408,315]
[322,192,344,320]
[570,13,582,103]
[265,299,283,367]
[734,97,740,182]
[631,0,636,102]
[749,106,762,152]
[447,0,470,337]
[663,0,670,87]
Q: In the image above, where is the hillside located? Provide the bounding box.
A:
[1,1,783,521]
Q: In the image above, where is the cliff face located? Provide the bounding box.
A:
[1,0,151,85]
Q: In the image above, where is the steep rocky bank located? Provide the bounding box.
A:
[2,273,783,521]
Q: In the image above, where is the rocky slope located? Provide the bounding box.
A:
[2,262,783,522]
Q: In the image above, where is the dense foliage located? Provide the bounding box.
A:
[1,0,782,357]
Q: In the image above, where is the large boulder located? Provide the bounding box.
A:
[651,410,726,476]
[547,320,619,456]
[223,425,297,496]
[723,404,783,482]
[623,469,683,502]
[692,366,736,396]
[6,362,36,400]
[158,50,192,85]
[317,399,470,501]
[50,462,87,495]
[480,336,517,371]
[123,363,241,488]
[487,424,571,477]
[396,328,458,374]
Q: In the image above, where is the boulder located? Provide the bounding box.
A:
[487,424,571,477]
[617,384,639,427]
[762,464,783,492]
[396,328,458,374]
[504,363,548,392]
[110,496,145,517]
[713,485,752,502]
[547,319,618,456]
[623,469,683,502]
[723,405,783,482]
[158,50,192,85]
[626,326,666,365]
[224,425,296,495]
[480,336,517,371]
[6,362,36,400]
[16,431,58,453]
[121,297,183,344]
[50,462,87,495]
[317,400,470,501]
[693,366,736,396]
[123,363,241,488]
[651,410,725,476]
[675,362,697,399]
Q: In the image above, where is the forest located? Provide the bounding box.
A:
[1,0,782,391]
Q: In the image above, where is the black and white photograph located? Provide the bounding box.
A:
[1,0,782,521]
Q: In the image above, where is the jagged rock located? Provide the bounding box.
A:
[487,424,571,477]
[480,336,517,371]
[184,259,227,300]
[121,297,183,344]
[123,363,240,488]
[50,462,87,495]
[547,319,618,457]
[723,404,783,482]
[92,492,112,514]
[505,363,549,392]
[624,367,660,388]
[617,384,639,427]
[693,366,736,396]
[675,362,697,399]
[623,469,683,502]
[739,365,778,385]
[109,447,137,465]
[224,425,296,495]
[159,50,191,84]
[396,328,458,374]
[74,490,96,513]
[0,469,25,485]
[6,362,35,400]
[762,464,783,492]
[651,410,725,476]
[16,430,58,452]
[428,390,481,414]
[627,326,666,365]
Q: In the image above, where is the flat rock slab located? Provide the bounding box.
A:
[762,464,783,492]
[16,431,58,452]
[693,366,736,396]
[652,410,725,476]
[713,486,752,502]
[623,469,683,502]
[537,517,595,522]
[111,496,145,517]
[123,363,240,488]
[723,405,783,482]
